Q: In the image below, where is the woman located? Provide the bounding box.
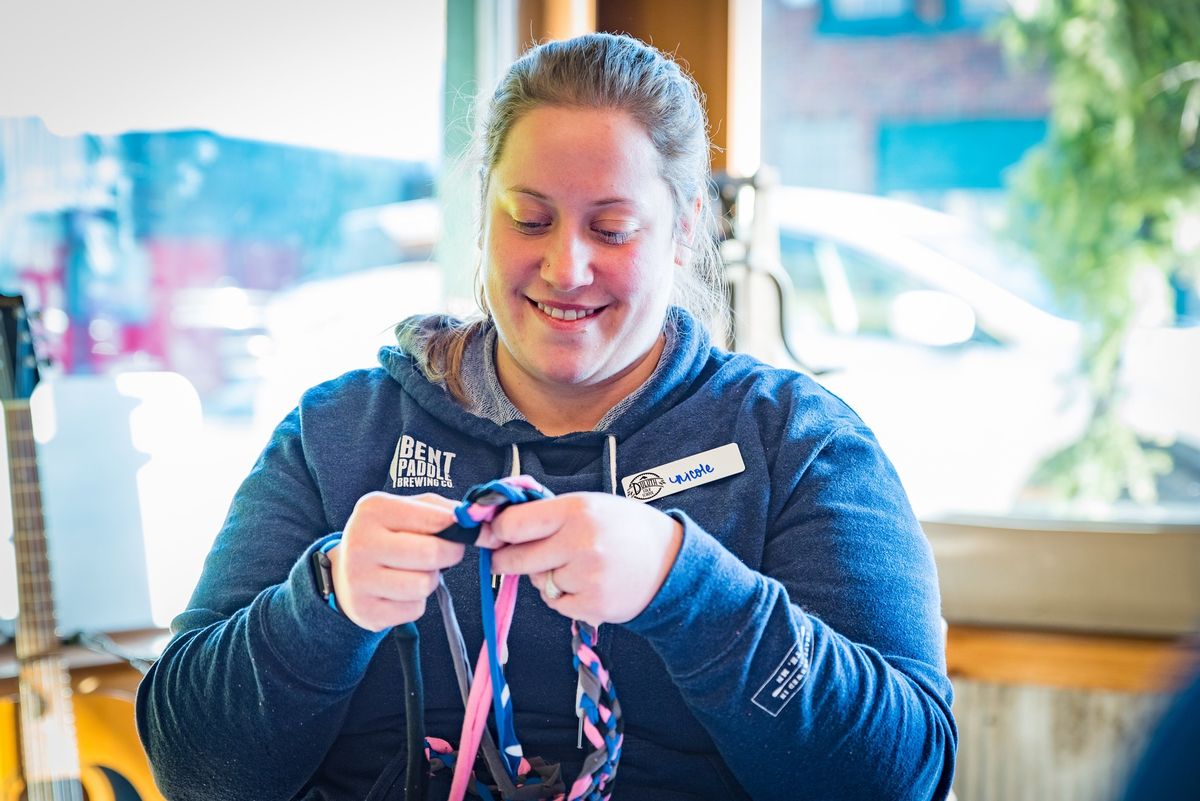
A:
[137,33,956,801]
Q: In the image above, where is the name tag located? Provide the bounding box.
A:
[621,443,745,502]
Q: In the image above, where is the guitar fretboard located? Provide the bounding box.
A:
[6,399,84,792]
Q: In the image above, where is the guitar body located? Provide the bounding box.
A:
[0,693,164,801]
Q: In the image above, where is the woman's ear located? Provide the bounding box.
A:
[673,194,703,267]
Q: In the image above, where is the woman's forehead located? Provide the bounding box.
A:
[492,106,669,206]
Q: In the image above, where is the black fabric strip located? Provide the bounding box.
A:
[434,522,480,545]
[396,622,429,801]
[365,623,429,801]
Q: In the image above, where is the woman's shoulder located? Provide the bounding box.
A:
[297,365,401,416]
[706,349,867,434]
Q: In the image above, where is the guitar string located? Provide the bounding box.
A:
[24,402,82,801]
[6,314,43,801]
[9,404,42,801]
[12,404,48,801]
[8,403,42,801]
[10,402,83,801]
[14,310,48,800]
[8,313,82,801]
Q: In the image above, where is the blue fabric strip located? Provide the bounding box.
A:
[479,548,523,782]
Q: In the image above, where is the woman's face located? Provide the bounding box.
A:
[482,105,684,397]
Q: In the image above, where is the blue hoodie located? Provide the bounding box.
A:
[136,309,956,800]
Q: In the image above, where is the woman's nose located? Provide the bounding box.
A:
[540,231,594,290]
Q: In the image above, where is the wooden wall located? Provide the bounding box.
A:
[515,0,731,173]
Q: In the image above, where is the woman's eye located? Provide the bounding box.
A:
[595,228,635,245]
[513,218,549,233]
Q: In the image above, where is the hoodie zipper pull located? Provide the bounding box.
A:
[576,679,585,749]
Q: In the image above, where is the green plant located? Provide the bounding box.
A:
[996,0,1200,506]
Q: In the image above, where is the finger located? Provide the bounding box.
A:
[411,492,460,512]
[487,495,573,545]
[530,569,577,599]
[350,596,428,632]
[354,491,457,534]
[540,592,600,628]
[354,566,442,603]
[489,538,569,577]
[371,531,465,571]
[532,571,564,608]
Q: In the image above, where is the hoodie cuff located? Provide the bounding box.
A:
[260,533,390,690]
[624,510,765,649]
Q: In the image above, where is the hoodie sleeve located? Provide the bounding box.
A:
[623,423,957,801]
[135,405,389,801]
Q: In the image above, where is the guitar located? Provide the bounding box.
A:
[0,294,165,801]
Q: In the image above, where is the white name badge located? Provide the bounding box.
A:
[621,443,745,502]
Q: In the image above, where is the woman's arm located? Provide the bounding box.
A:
[135,406,390,801]
[623,425,957,801]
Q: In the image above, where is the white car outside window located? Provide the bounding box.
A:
[756,187,1200,523]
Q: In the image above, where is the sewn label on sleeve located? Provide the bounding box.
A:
[620,443,744,502]
[751,624,814,717]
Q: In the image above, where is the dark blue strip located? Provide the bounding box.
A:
[479,548,523,782]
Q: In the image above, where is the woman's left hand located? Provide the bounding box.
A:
[481,492,683,625]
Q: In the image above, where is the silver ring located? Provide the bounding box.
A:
[543,570,564,601]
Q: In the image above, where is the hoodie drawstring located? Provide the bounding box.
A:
[576,433,618,748]
[606,434,617,495]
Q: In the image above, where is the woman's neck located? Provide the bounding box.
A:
[496,334,665,436]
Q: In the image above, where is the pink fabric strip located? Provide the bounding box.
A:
[576,643,611,686]
[448,574,521,801]
[568,773,595,799]
[426,737,454,755]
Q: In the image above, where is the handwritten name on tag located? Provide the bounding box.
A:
[621,443,745,502]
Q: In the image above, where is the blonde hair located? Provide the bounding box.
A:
[399,32,726,401]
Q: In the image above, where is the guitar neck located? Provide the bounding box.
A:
[6,399,83,788]
[10,402,55,654]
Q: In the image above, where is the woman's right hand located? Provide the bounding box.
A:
[325,491,465,631]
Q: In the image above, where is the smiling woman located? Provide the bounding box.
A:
[135,32,956,801]
[484,106,680,433]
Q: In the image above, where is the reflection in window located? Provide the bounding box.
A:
[0,5,448,630]
[829,0,909,20]
[819,0,1008,33]
[761,0,1199,523]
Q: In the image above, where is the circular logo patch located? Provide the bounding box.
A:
[628,472,666,501]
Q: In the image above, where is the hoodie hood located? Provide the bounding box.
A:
[378,306,715,449]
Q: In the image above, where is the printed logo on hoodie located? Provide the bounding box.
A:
[390,434,456,489]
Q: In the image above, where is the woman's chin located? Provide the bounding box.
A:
[530,363,594,389]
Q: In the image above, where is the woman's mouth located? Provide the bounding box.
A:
[534,300,603,322]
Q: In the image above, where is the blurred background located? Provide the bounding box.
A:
[0,1,1197,799]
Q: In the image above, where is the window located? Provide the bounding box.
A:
[0,2,448,632]
[782,230,1000,344]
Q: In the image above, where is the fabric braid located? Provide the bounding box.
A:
[567,621,623,800]
[432,476,624,801]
